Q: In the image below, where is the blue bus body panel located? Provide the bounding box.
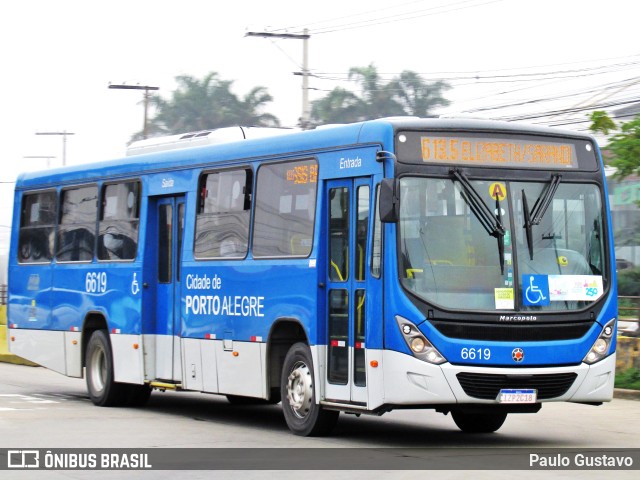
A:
[9,264,143,334]
[181,261,318,342]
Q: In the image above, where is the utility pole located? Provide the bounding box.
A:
[108,84,160,139]
[245,29,311,129]
[35,131,74,166]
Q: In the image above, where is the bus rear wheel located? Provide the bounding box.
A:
[281,342,339,436]
[451,410,507,433]
[85,330,125,406]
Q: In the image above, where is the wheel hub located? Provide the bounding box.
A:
[287,361,313,418]
[89,345,106,394]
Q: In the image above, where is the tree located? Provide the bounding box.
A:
[310,64,451,126]
[588,110,640,178]
[310,87,362,124]
[588,110,617,136]
[388,71,451,117]
[347,64,405,120]
[133,72,280,141]
[607,116,640,178]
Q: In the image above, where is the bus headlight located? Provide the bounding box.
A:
[583,318,616,365]
[396,316,447,365]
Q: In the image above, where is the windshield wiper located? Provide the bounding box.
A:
[450,168,506,273]
[522,174,562,260]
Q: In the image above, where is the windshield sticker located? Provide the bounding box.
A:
[522,274,604,304]
[505,266,513,287]
[549,275,603,301]
[495,288,514,309]
[522,275,550,306]
[489,182,507,201]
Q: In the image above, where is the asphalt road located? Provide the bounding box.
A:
[0,362,638,479]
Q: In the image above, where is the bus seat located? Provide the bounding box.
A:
[520,247,591,276]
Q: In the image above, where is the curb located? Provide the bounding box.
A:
[613,388,640,401]
[0,353,38,367]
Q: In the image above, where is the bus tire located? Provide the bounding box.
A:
[280,342,339,436]
[451,410,507,433]
[85,330,125,407]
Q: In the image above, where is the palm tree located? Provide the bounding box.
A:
[348,64,404,119]
[310,65,451,126]
[133,72,280,141]
[310,88,362,124]
[235,87,280,127]
[389,71,451,117]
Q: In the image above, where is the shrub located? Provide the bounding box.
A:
[615,368,640,390]
[618,267,640,296]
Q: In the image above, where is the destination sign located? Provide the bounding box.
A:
[286,163,318,184]
[394,131,598,170]
[420,136,578,168]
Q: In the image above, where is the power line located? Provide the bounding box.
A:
[271,0,430,33]
[311,0,504,34]
[492,98,640,122]
[315,60,640,83]
[455,77,640,114]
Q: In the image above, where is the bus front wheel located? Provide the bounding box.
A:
[451,410,508,433]
[281,342,339,436]
[85,330,125,407]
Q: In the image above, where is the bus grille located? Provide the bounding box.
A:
[430,321,593,342]
[456,372,578,400]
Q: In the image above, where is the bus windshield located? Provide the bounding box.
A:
[399,177,606,312]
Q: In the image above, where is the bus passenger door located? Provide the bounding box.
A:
[145,195,185,381]
[325,178,371,405]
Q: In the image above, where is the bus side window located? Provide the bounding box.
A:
[56,185,98,262]
[98,181,140,261]
[18,191,57,263]
[194,168,252,259]
[253,159,318,258]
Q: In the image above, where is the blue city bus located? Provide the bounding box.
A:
[7,119,617,436]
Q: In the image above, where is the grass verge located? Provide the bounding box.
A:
[615,368,640,390]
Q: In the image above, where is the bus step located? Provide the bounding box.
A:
[149,381,182,391]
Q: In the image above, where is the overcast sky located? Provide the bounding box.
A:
[1,0,639,253]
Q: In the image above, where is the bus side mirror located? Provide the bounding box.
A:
[379,178,399,223]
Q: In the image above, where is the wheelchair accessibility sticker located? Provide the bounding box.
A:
[523,275,550,306]
[523,274,604,305]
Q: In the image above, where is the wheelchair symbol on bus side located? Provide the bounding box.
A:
[523,275,550,306]
[131,273,140,295]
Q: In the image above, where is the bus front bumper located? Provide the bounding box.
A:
[379,349,616,408]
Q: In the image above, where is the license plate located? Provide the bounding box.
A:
[497,389,537,403]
